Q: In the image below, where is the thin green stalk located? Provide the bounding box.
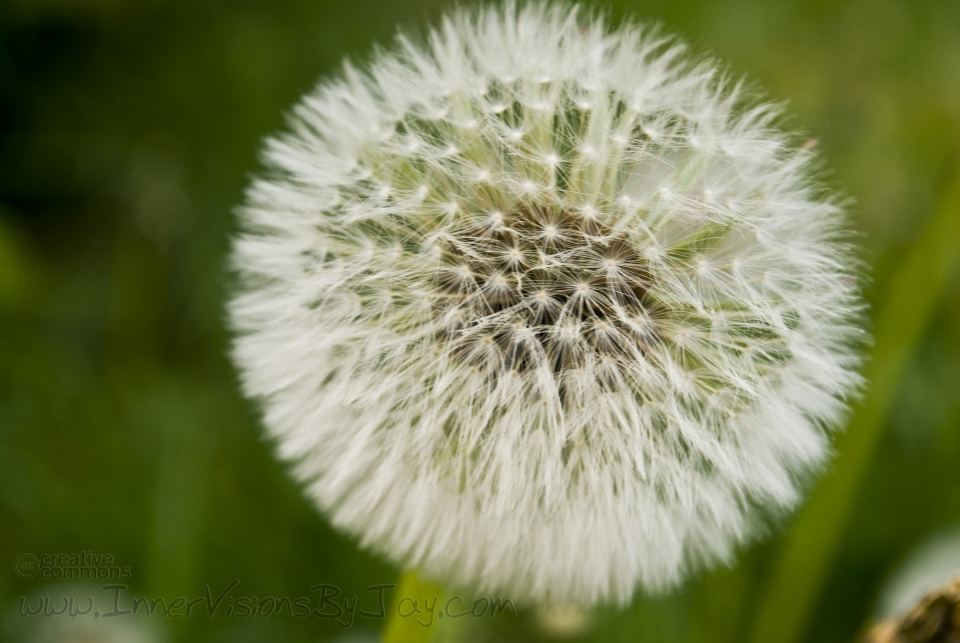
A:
[382,570,445,643]
[748,163,960,643]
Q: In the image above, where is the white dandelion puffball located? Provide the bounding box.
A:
[230,3,865,605]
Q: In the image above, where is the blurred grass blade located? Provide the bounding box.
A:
[748,163,960,643]
[383,570,445,643]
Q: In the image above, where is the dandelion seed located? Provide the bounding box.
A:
[230,2,865,606]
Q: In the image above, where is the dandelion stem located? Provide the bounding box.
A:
[747,162,960,643]
[382,570,445,643]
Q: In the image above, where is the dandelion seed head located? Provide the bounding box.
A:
[230,2,865,606]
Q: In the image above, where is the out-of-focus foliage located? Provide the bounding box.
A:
[1,1,958,642]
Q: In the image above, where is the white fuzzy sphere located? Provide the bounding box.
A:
[230,3,865,606]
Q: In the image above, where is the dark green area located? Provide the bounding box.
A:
[1,0,958,642]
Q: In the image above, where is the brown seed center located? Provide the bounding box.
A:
[434,204,659,388]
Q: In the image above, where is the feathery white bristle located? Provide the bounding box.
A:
[230,2,865,606]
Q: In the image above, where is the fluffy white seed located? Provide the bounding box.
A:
[229,2,865,606]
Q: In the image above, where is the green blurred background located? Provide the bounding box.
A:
[2,0,959,641]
